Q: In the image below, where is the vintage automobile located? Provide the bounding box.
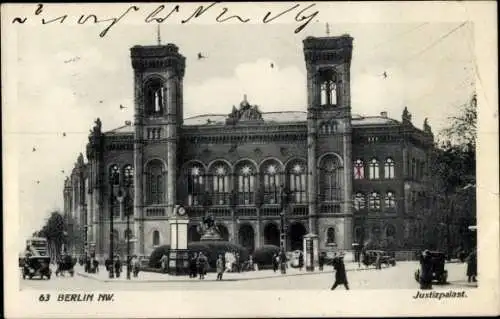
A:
[22,256,52,280]
[414,250,448,284]
[55,254,76,277]
[362,250,396,267]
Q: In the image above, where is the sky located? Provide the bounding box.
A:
[3,4,477,245]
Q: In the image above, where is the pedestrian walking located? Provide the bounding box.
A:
[114,256,122,278]
[279,249,287,274]
[160,254,168,273]
[235,252,240,273]
[466,250,477,282]
[216,254,224,280]
[375,253,382,270]
[318,252,325,271]
[272,253,279,272]
[419,250,433,289]
[197,252,208,280]
[189,253,198,278]
[330,252,349,290]
[298,251,304,271]
[131,255,140,277]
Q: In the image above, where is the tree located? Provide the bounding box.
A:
[424,93,477,254]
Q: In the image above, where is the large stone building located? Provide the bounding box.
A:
[63,35,434,258]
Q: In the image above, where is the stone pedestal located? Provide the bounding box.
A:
[303,233,319,272]
[200,227,223,241]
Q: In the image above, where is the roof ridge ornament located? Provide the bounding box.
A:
[226,95,264,125]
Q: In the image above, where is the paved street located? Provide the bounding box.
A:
[19,261,478,290]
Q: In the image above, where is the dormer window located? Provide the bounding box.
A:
[319,69,337,106]
[144,78,165,116]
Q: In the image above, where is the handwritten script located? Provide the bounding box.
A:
[11,3,320,38]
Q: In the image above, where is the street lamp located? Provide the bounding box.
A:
[124,189,132,280]
[115,190,125,278]
[279,185,292,252]
[108,169,119,279]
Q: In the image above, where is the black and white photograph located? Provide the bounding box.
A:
[2,2,498,318]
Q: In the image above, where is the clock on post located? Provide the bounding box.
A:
[169,204,190,275]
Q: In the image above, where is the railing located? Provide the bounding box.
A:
[320,203,341,214]
[235,208,257,217]
[145,207,166,217]
[291,205,308,216]
[207,207,231,218]
[186,207,204,218]
[260,206,280,217]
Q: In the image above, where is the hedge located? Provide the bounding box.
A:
[253,245,280,268]
[149,242,249,271]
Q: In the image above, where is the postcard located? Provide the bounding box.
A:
[2,1,498,318]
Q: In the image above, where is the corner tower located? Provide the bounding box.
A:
[130,44,185,255]
[303,35,354,250]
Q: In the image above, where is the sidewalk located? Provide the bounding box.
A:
[76,261,390,283]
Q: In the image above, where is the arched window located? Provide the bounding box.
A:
[210,162,230,205]
[386,224,396,238]
[368,158,380,180]
[144,78,165,116]
[320,155,341,202]
[287,161,307,203]
[354,159,364,179]
[185,163,205,206]
[320,123,327,134]
[354,193,366,210]
[152,230,160,246]
[326,227,336,244]
[146,160,165,205]
[319,69,337,106]
[235,162,256,205]
[384,158,395,179]
[385,191,396,208]
[368,192,381,210]
[411,158,417,178]
[261,161,281,205]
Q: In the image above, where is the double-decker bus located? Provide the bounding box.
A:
[26,237,49,257]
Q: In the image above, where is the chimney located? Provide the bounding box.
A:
[380,111,388,118]
[125,120,131,126]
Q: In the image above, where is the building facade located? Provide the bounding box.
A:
[63,35,435,258]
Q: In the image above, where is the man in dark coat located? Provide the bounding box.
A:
[272,253,279,273]
[330,252,349,290]
[189,253,198,278]
[279,250,287,274]
[419,250,433,289]
[114,256,122,278]
[318,252,325,271]
[466,250,477,282]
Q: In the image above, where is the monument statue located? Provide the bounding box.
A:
[198,214,223,241]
